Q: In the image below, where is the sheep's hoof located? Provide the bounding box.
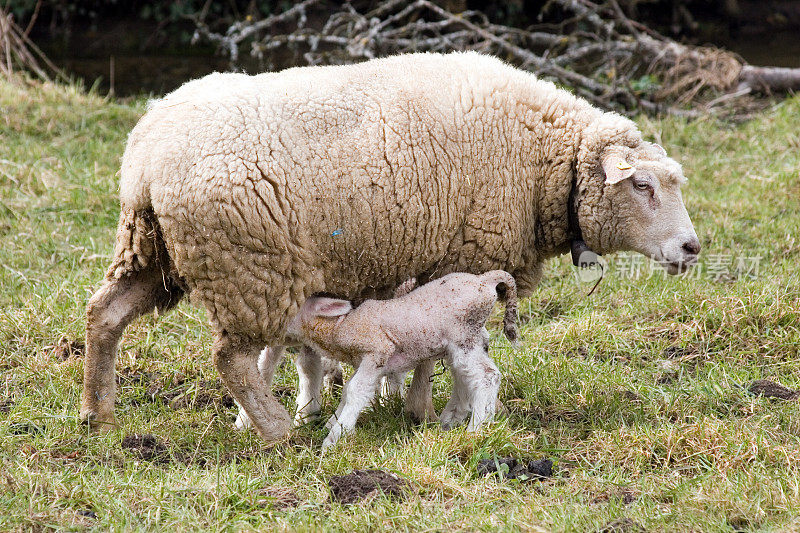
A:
[79,409,118,432]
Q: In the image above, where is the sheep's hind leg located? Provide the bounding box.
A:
[214,331,292,443]
[322,360,382,451]
[294,346,323,426]
[405,360,438,423]
[80,265,182,431]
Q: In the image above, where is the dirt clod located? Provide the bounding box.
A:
[621,390,642,403]
[77,509,97,519]
[748,379,800,400]
[53,337,85,361]
[476,457,553,480]
[329,469,408,504]
[121,434,170,463]
[599,517,646,533]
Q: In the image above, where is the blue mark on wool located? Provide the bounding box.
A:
[331,229,344,237]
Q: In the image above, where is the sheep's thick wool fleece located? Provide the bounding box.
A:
[115,52,641,341]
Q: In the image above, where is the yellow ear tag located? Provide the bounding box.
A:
[616,161,632,170]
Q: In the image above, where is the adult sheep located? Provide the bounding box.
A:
[81,52,700,442]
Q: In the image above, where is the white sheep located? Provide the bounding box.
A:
[284,270,518,450]
[81,52,700,442]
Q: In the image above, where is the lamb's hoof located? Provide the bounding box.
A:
[294,411,320,427]
[322,426,342,453]
[234,413,251,431]
[79,409,117,432]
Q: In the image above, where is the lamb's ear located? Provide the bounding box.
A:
[310,297,353,317]
[602,154,637,185]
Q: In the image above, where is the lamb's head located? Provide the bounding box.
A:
[285,296,353,345]
[578,141,700,275]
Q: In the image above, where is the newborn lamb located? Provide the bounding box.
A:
[285,270,519,450]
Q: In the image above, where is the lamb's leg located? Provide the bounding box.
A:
[213,331,292,443]
[461,347,501,432]
[440,363,471,430]
[321,356,343,392]
[294,345,323,426]
[80,266,181,431]
[322,360,382,451]
[405,359,437,423]
[234,346,286,430]
[380,371,406,399]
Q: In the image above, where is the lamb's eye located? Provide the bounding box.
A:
[634,180,650,191]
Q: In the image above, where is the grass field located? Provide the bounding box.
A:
[1,76,799,532]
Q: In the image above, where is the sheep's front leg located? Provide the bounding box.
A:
[295,346,323,426]
[322,360,382,451]
[234,346,285,430]
[214,331,292,443]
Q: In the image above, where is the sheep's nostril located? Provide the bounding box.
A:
[682,238,701,256]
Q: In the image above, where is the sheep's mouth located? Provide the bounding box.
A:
[663,256,698,275]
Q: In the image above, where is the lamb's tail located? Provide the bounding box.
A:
[393,277,418,298]
[479,270,519,343]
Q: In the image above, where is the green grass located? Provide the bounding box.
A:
[1,76,799,532]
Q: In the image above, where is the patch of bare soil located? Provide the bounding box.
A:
[117,368,235,410]
[748,379,800,400]
[590,488,638,505]
[599,517,646,533]
[476,457,553,481]
[9,420,45,435]
[52,337,85,361]
[329,469,408,504]
[255,487,301,510]
[121,434,170,463]
[0,399,14,413]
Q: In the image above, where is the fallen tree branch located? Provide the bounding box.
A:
[0,7,66,83]
[192,0,800,117]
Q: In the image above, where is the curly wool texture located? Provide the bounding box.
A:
[114,52,646,343]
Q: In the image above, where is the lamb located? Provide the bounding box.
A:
[234,278,423,431]
[81,52,701,443]
[284,270,519,450]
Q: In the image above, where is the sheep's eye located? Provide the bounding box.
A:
[633,180,650,191]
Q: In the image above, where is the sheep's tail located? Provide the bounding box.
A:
[106,205,185,313]
[479,270,519,343]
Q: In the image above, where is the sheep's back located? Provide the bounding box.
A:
[117,53,541,341]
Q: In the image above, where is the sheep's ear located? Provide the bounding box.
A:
[310,297,352,317]
[602,154,637,185]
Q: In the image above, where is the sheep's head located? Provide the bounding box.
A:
[579,141,700,275]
